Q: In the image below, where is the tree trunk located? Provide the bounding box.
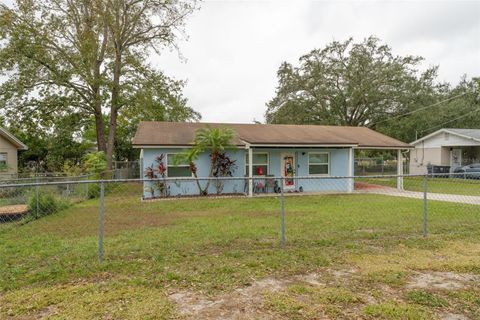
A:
[106,108,117,169]
[93,22,108,153]
[192,169,205,196]
[94,110,107,152]
[106,46,122,169]
[202,151,218,195]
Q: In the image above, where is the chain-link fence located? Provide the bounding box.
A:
[354,157,409,175]
[0,173,96,185]
[1,174,478,261]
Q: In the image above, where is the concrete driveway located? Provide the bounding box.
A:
[356,184,480,205]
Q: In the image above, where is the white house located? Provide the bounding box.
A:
[410,128,480,174]
[0,126,28,178]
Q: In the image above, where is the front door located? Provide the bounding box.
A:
[281,153,295,190]
[450,149,462,171]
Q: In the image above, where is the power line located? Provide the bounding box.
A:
[417,106,480,136]
[373,92,467,126]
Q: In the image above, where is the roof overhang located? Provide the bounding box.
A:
[354,146,414,150]
[134,144,411,149]
[0,127,28,150]
[411,128,480,146]
[133,144,246,149]
[246,143,358,148]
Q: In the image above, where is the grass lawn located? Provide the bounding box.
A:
[357,176,480,196]
[0,184,479,319]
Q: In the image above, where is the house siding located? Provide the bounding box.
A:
[0,134,18,176]
[142,148,245,197]
[141,147,352,198]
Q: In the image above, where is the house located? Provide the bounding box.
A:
[0,126,28,178]
[410,128,480,175]
[133,122,411,198]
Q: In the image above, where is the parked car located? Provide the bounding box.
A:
[453,163,480,179]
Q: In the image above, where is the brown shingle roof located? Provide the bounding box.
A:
[133,122,411,149]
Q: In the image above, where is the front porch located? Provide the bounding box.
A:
[244,147,410,197]
[244,146,355,197]
[446,146,480,170]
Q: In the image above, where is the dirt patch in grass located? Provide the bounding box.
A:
[440,313,469,320]
[168,268,480,319]
[169,273,327,319]
[407,272,480,291]
[170,278,285,319]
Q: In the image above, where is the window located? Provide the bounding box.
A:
[308,153,329,175]
[166,154,191,177]
[246,152,269,176]
[0,153,7,169]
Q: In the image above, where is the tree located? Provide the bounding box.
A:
[177,127,236,196]
[265,37,440,127]
[377,76,480,143]
[0,0,198,168]
[114,69,200,161]
[0,0,110,153]
[102,0,198,168]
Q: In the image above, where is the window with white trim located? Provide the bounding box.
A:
[308,152,329,175]
[166,154,191,177]
[246,152,269,176]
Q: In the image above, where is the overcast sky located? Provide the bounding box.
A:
[154,0,480,123]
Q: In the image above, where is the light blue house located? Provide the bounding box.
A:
[133,122,410,199]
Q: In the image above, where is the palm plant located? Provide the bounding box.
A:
[176,126,236,195]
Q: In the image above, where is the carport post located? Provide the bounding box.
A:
[348,148,354,193]
[423,174,428,237]
[397,149,404,190]
[98,181,105,262]
[248,145,253,197]
[280,178,285,246]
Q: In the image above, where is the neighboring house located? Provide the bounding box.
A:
[133,122,411,198]
[410,128,480,175]
[0,126,28,178]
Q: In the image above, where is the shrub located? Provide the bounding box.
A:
[86,183,101,199]
[28,191,69,218]
[83,152,107,175]
[85,182,117,199]
[63,160,83,176]
[82,152,109,199]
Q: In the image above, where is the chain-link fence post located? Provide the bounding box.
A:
[98,181,105,262]
[423,174,428,237]
[35,177,39,219]
[85,177,89,199]
[280,177,285,246]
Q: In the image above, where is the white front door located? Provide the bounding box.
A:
[450,149,462,171]
[281,153,295,190]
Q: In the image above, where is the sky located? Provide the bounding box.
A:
[153,0,480,123]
